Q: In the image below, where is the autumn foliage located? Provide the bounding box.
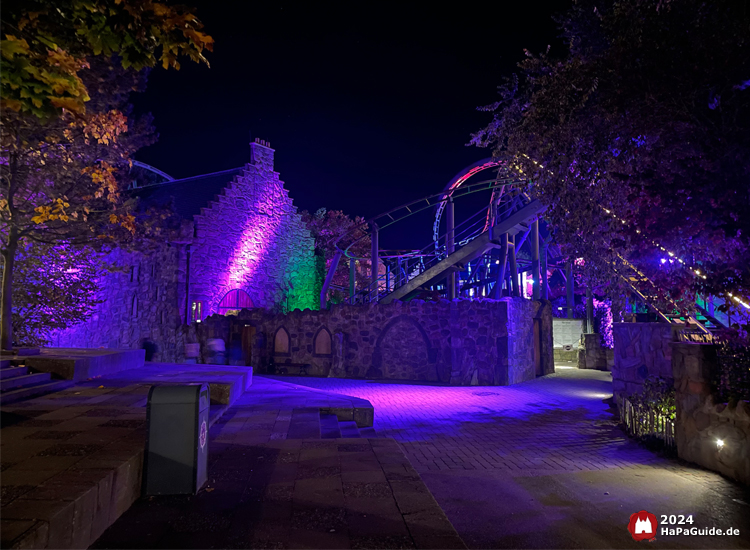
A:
[1,0,213,348]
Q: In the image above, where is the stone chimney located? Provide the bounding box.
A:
[250,137,275,170]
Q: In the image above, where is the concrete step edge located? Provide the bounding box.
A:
[0,380,73,405]
[287,408,322,439]
[320,413,342,439]
[0,366,29,379]
[338,420,362,438]
[0,372,52,391]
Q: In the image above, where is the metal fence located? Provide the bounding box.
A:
[618,395,676,450]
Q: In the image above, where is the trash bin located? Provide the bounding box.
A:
[143,384,210,495]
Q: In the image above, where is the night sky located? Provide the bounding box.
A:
[133,2,569,249]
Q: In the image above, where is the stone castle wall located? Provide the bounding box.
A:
[52,246,188,363]
[52,142,317,360]
[195,298,554,386]
[612,323,679,399]
[672,343,750,485]
[189,144,317,314]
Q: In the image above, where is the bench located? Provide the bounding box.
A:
[274,362,312,376]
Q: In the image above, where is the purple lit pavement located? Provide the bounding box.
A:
[270,367,750,549]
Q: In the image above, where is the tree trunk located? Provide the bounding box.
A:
[1,227,18,350]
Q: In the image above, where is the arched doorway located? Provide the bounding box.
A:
[217,289,253,316]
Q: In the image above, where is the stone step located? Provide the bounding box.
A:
[338,420,362,438]
[359,426,378,438]
[286,407,321,439]
[0,380,73,405]
[0,372,51,392]
[0,359,11,369]
[0,366,28,379]
[320,413,342,439]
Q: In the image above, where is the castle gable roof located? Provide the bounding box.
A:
[134,167,244,219]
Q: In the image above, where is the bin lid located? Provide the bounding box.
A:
[148,384,210,408]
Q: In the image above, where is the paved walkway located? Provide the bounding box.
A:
[266,369,750,549]
[93,380,463,549]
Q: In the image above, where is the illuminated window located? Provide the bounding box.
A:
[190,301,203,323]
[217,289,253,316]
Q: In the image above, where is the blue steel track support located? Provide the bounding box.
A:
[447,197,456,300]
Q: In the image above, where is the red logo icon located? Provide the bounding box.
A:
[627,510,658,541]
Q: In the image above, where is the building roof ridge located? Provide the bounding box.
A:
[138,166,244,190]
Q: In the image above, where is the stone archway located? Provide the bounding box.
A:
[372,315,437,381]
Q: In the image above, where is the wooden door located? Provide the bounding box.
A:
[242,326,256,366]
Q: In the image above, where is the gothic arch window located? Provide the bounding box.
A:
[217,289,253,316]
[313,327,332,356]
[274,327,290,356]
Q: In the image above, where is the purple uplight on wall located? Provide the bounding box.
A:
[594,298,614,348]
[222,205,282,298]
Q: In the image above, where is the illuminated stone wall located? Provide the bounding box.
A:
[52,141,317,360]
[196,297,554,386]
[672,343,750,485]
[612,323,679,400]
[189,143,317,314]
[51,246,188,362]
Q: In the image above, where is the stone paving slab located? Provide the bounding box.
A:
[261,368,750,549]
[0,362,256,549]
[92,436,464,549]
[18,348,145,382]
[246,376,374,428]
[81,362,253,405]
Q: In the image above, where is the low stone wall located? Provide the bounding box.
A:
[672,343,750,485]
[612,323,679,399]
[577,333,614,371]
[195,298,554,386]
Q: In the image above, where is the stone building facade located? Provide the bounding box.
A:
[53,140,318,361]
[193,298,554,386]
[611,322,680,401]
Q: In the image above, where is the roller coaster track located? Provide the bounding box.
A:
[324,158,748,336]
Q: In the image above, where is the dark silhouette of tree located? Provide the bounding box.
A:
[472,0,750,323]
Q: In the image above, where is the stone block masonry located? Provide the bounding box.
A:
[52,141,317,361]
[612,323,680,400]
[189,143,317,315]
[672,343,750,485]
[197,298,554,386]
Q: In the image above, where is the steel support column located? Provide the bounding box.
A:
[496,233,508,299]
[371,223,379,302]
[566,260,574,318]
[531,219,540,300]
[446,196,456,300]
[349,258,356,300]
[509,234,519,297]
[541,244,549,300]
